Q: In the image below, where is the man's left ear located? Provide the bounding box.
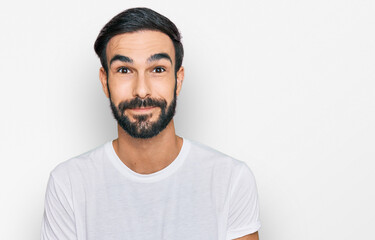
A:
[175,66,184,96]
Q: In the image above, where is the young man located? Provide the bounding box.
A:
[41,7,260,240]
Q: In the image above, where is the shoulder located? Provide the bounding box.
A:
[186,138,251,176]
[49,141,110,184]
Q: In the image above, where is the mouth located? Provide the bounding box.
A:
[128,106,156,113]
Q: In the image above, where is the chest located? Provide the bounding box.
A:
[79,175,222,239]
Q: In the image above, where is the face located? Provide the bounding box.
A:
[99,30,184,139]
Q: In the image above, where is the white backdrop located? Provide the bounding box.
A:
[1,0,374,239]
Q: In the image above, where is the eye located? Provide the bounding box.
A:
[117,67,131,73]
[153,67,166,73]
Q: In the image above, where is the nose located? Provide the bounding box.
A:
[132,73,151,99]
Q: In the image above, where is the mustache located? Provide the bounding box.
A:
[118,97,167,112]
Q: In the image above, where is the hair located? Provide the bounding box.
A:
[94,7,184,75]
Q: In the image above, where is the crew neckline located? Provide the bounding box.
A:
[105,138,191,183]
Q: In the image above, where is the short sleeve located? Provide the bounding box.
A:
[227,163,261,240]
[41,174,77,240]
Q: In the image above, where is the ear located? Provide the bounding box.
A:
[99,67,110,98]
[175,66,184,96]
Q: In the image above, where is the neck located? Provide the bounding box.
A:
[112,120,183,174]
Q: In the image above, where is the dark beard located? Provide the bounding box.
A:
[109,93,176,139]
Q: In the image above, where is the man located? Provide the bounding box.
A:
[41,7,260,240]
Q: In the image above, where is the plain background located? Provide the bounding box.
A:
[1,0,374,239]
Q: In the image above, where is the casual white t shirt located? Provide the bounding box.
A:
[41,138,261,240]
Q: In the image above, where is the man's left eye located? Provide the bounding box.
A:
[153,67,166,73]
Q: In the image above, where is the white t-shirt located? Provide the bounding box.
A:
[41,138,261,240]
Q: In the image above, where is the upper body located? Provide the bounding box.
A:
[41,7,260,240]
[41,138,260,240]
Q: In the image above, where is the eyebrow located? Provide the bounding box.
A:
[109,53,172,67]
[109,55,133,66]
[147,53,172,64]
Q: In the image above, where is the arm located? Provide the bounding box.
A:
[41,174,77,240]
[233,231,259,240]
[227,163,261,240]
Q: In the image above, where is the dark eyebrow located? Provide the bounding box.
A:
[147,53,172,64]
[109,54,133,66]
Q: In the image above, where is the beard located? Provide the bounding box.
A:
[109,92,177,139]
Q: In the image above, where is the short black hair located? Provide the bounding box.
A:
[94,7,184,74]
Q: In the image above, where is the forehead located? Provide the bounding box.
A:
[106,30,175,63]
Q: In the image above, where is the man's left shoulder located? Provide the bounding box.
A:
[186,139,250,173]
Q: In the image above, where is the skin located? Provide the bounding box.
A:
[234,231,259,240]
[99,30,259,240]
[99,30,184,174]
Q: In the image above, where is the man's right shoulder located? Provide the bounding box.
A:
[49,141,110,182]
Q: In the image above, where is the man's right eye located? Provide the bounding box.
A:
[117,67,130,73]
